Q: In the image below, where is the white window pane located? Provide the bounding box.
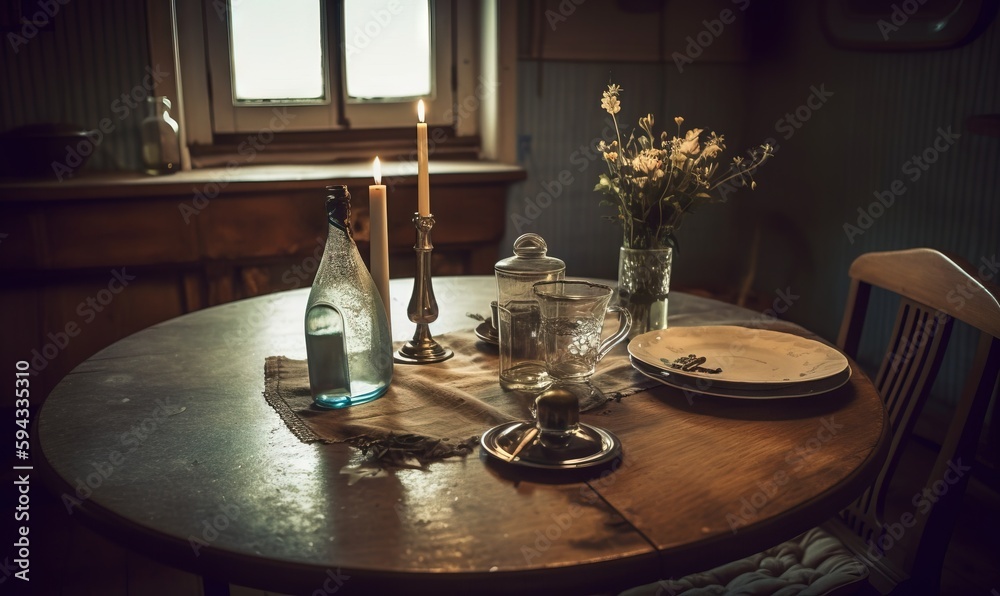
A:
[230,0,324,101]
[343,0,432,100]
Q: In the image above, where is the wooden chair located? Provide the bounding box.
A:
[826,248,1000,593]
[622,248,1000,595]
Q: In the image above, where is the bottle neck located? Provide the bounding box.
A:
[327,198,353,241]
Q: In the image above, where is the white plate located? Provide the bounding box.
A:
[631,356,852,399]
[628,326,849,386]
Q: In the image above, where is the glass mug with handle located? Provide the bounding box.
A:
[532,280,632,388]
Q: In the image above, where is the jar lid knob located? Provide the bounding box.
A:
[512,233,548,258]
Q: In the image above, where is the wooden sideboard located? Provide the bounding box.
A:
[0,161,525,404]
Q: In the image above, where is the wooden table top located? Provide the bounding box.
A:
[36,276,888,595]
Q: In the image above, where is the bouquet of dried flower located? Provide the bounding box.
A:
[595,83,774,249]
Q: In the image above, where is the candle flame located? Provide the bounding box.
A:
[373,156,382,185]
[417,99,425,123]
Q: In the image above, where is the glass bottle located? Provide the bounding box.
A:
[140,96,181,175]
[305,185,393,408]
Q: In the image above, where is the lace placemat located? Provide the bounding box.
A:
[263,329,657,464]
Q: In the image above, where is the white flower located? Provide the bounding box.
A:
[639,114,655,134]
[593,81,772,250]
[601,93,621,115]
[678,128,703,155]
[631,153,661,174]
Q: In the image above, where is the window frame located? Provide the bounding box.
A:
[202,0,455,134]
[168,0,517,167]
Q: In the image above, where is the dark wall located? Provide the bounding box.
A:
[742,2,999,383]
[1,0,150,171]
[506,59,751,289]
[503,1,1000,407]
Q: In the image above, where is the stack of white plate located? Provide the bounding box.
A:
[628,326,852,399]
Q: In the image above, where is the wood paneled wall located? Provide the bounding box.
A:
[0,0,150,171]
[501,1,999,420]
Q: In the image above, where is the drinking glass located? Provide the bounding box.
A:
[532,280,632,385]
[497,300,547,391]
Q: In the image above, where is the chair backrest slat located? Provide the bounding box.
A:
[847,248,1000,337]
[835,248,1000,588]
[907,333,1000,574]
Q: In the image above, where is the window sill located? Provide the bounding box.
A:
[0,160,526,202]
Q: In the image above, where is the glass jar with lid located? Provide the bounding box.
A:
[495,233,566,306]
[494,234,565,392]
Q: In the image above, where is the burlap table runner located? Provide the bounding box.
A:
[263,329,657,464]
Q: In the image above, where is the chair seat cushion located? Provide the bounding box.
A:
[620,527,868,596]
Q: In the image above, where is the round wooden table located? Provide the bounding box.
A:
[37,276,888,595]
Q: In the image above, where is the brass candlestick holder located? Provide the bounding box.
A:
[394,213,453,364]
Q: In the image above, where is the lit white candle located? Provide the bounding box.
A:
[416,100,430,217]
[370,156,390,325]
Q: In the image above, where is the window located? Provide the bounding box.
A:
[202,0,455,134]
[342,0,432,101]
[229,0,326,102]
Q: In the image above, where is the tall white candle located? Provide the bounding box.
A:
[370,156,390,325]
[416,100,430,217]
